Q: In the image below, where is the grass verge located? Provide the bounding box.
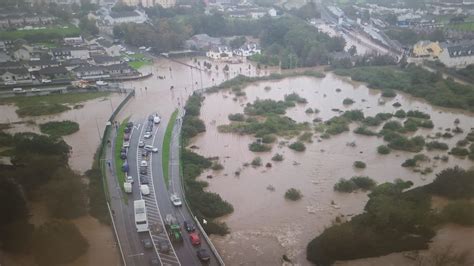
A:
[162,110,178,188]
[0,92,110,117]
[114,118,129,192]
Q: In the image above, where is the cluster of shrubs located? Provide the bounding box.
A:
[334,176,376,192]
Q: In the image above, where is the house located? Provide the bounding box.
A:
[0,67,31,84]
[105,10,147,25]
[233,43,261,57]
[106,63,135,77]
[74,64,109,80]
[13,45,34,61]
[51,47,90,61]
[206,46,233,60]
[0,18,9,29]
[185,34,222,50]
[413,41,443,57]
[0,61,24,70]
[26,59,60,72]
[0,52,11,63]
[154,0,176,8]
[97,39,121,56]
[64,36,84,46]
[38,66,70,80]
[438,42,474,68]
[92,55,122,66]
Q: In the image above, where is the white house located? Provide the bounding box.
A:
[105,10,147,25]
[206,46,233,60]
[233,43,261,57]
[64,36,84,46]
[51,47,90,61]
[438,42,474,68]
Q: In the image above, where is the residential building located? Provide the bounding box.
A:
[26,59,60,72]
[233,43,261,57]
[155,0,176,8]
[51,47,90,61]
[64,36,84,46]
[413,41,443,57]
[92,55,122,66]
[0,67,31,84]
[438,42,474,68]
[106,63,135,76]
[0,61,25,70]
[13,45,34,61]
[97,39,121,56]
[74,64,109,80]
[206,46,233,60]
[38,66,70,80]
[0,52,11,63]
[105,10,148,25]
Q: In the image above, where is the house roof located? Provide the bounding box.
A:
[446,43,474,58]
[0,67,29,75]
[38,66,68,75]
[106,63,132,71]
[27,59,59,67]
[62,58,89,67]
[74,64,104,73]
[92,55,121,64]
[0,61,24,69]
[110,11,139,19]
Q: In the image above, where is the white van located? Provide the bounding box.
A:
[140,185,150,196]
[124,182,132,193]
[153,115,161,124]
[12,88,23,93]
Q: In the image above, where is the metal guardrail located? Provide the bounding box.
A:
[107,202,126,266]
[174,108,225,266]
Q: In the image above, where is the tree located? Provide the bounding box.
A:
[44,168,88,219]
[0,178,29,226]
[0,220,34,253]
[229,36,246,49]
[32,220,89,266]
[348,45,357,56]
[79,17,99,36]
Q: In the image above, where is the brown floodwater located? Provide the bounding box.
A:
[189,73,474,265]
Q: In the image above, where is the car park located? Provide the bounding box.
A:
[140,176,149,184]
[183,221,195,232]
[142,238,153,249]
[189,232,201,246]
[148,115,154,121]
[140,185,150,195]
[126,176,133,183]
[196,249,211,262]
[140,160,148,167]
[138,141,145,148]
[170,194,182,207]
[144,132,152,139]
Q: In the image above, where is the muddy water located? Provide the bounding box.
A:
[0,93,126,173]
[190,73,474,265]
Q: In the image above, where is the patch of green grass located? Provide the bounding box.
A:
[39,120,79,136]
[0,25,80,40]
[128,60,152,70]
[447,22,474,32]
[0,92,110,117]
[162,110,178,188]
[115,118,129,192]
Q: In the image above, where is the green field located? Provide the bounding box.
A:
[114,118,129,193]
[128,60,152,70]
[0,92,110,117]
[123,53,153,70]
[0,25,80,40]
[447,22,474,32]
[162,110,178,188]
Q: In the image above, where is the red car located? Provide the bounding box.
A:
[189,232,201,246]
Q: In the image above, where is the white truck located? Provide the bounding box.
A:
[124,182,132,193]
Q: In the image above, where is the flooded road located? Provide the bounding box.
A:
[190,73,474,265]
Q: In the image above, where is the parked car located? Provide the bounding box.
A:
[124,182,132,193]
[124,133,130,141]
[140,176,149,184]
[141,150,149,158]
[142,238,153,249]
[170,194,182,207]
[157,240,170,253]
[5,80,16,85]
[124,127,131,133]
[126,176,134,184]
[144,132,152,139]
[183,221,195,232]
[140,160,148,167]
[140,185,150,195]
[144,145,158,153]
[148,115,154,121]
[196,249,211,262]
[120,147,127,153]
[189,232,201,246]
[126,121,134,128]
[153,115,161,124]
[120,152,127,160]
[121,162,129,173]
[123,141,130,148]
[138,141,145,148]
[41,78,51,83]
[140,166,147,175]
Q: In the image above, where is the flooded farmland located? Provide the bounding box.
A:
[190,73,474,265]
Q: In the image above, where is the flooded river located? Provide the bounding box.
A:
[190,73,474,265]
